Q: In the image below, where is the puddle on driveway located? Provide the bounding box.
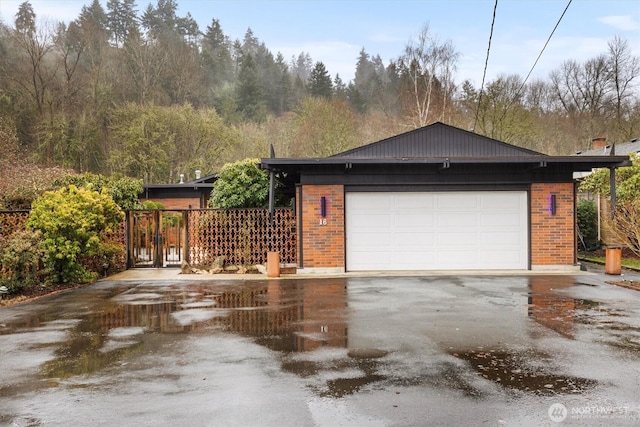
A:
[2,275,637,401]
[450,348,596,396]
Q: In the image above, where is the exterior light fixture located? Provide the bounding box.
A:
[320,196,327,217]
[549,194,557,216]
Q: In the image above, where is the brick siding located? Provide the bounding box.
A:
[530,182,576,266]
[299,185,345,269]
[297,183,577,270]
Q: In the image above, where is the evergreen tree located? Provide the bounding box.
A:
[275,52,293,114]
[235,54,266,122]
[202,18,234,89]
[291,52,312,82]
[14,1,36,36]
[106,0,138,46]
[308,61,333,99]
[334,74,347,100]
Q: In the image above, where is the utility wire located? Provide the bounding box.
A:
[498,0,573,122]
[473,0,499,133]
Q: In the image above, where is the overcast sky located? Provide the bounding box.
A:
[1,0,639,85]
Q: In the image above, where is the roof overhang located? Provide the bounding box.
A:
[261,155,631,173]
[142,183,214,190]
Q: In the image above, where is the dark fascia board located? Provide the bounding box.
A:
[262,155,631,172]
[143,183,215,189]
[142,174,218,189]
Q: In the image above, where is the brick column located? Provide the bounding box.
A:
[299,185,345,272]
[530,183,576,269]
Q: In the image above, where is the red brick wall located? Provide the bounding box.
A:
[530,183,576,266]
[299,185,345,269]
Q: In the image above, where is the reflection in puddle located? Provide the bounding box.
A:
[528,276,578,338]
[527,276,640,355]
[2,276,624,400]
[4,281,351,384]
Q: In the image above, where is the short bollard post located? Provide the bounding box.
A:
[605,247,622,275]
[267,251,280,278]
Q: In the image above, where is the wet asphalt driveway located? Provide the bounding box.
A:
[1,270,640,426]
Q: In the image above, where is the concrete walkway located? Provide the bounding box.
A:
[104,262,640,283]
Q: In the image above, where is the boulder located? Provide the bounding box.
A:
[212,256,225,269]
[180,261,192,275]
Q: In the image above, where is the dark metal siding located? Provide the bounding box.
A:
[333,122,544,159]
[299,163,573,186]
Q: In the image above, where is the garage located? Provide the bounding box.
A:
[262,122,630,273]
[346,191,528,271]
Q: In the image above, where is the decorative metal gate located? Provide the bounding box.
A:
[127,210,186,268]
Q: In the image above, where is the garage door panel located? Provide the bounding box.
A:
[349,193,391,211]
[437,212,479,228]
[479,193,523,209]
[395,213,436,228]
[436,194,479,209]
[480,212,523,228]
[480,231,523,246]
[437,250,478,268]
[348,252,390,270]
[346,192,528,271]
[393,250,437,266]
[479,250,524,268]
[395,231,436,249]
[394,193,435,209]
[349,213,393,229]
[437,232,476,248]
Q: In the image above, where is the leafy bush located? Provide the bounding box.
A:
[209,158,269,208]
[142,200,165,209]
[80,240,126,277]
[27,185,125,283]
[0,229,49,293]
[53,173,143,210]
[577,199,598,250]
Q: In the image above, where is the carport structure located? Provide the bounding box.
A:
[262,122,629,273]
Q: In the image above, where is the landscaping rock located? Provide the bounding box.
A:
[180,261,192,274]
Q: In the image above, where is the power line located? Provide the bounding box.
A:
[520,0,573,92]
[499,0,573,122]
[473,0,499,133]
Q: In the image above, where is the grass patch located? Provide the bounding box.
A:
[579,253,640,270]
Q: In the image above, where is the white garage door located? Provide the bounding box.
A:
[345,191,528,271]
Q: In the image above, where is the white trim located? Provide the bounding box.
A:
[296,267,346,274]
[531,265,581,272]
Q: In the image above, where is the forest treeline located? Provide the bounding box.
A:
[0,0,639,186]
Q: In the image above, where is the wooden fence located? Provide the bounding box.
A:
[1,208,297,269]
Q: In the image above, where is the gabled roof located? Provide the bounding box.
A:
[577,138,640,156]
[332,122,543,158]
[261,122,631,172]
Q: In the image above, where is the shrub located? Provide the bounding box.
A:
[605,200,640,257]
[27,185,125,283]
[80,240,126,277]
[577,199,598,250]
[53,173,143,210]
[0,229,49,293]
[209,158,269,208]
